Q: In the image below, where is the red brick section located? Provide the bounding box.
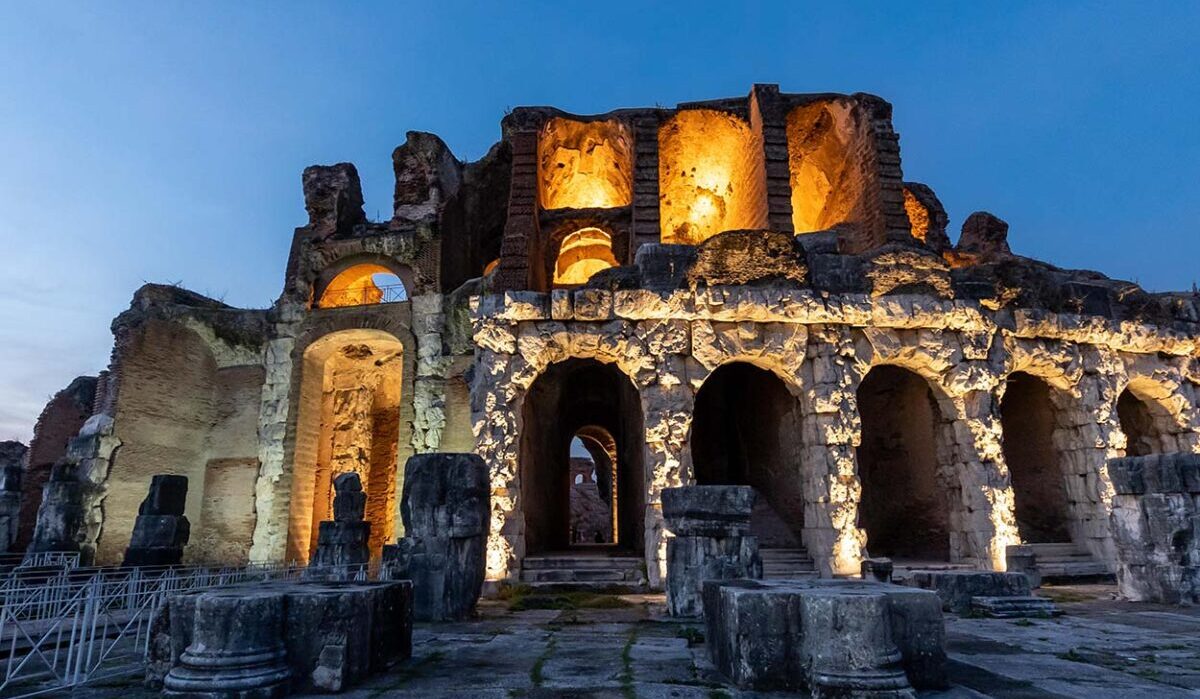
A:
[16,376,97,550]
[631,115,662,253]
[495,130,538,291]
[860,95,912,249]
[751,84,795,234]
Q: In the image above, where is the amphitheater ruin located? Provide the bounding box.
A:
[4,83,1199,605]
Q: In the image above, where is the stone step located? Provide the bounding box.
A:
[970,596,1062,618]
[521,556,644,571]
[760,547,818,580]
[1037,561,1113,579]
[1025,543,1086,557]
[519,567,647,584]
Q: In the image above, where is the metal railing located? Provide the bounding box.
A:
[0,552,80,571]
[0,560,381,697]
[319,283,408,308]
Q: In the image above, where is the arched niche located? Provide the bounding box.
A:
[538,117,632,210]
[553,227,619,286]
[658,109,768,245]
[287,328,404,562]
[315,263,409,308]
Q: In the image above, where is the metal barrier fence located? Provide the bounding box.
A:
[0,560,379,697]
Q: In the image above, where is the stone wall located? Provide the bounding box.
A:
[472,287,1200,584]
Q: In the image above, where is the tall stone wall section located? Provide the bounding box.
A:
[472,287,1200,584]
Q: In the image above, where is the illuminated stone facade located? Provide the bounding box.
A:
[16,85,1200,591]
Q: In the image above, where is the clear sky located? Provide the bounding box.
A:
[1,2,1198,441]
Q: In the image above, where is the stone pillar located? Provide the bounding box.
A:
[662,485,761,617]
[641,373,692,589]
[309,472,370,579]
[1108,453,1200,604]
[383,453,489,621]
[800,590,914,697]
[25,414,120,566]
[0,442,24,553]
[123,475,190,567]
[163,589,291,698]
[799,327,866,576]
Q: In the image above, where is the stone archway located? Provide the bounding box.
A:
[287,329,404,562]
[1000,372,1072,544]
[519,359,645,555]
[691,362,805,547]
[855,365,954,561]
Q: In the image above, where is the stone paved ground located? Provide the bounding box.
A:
[64,583,1200,698]
[317,583,1200,698]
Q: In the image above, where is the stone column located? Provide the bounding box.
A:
[662,485,761,617]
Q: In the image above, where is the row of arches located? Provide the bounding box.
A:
[517,356,1193,565]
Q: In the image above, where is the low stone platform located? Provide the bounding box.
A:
[151,580,412,695]
[702,578,947,694]
[904,570,1044,614]
[970,595,1062,618]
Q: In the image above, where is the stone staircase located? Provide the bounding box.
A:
[759,547,818,579]
[520,552,647,588]
[1026,543,1112,582]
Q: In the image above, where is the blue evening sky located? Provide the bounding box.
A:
[1,2,1198,441]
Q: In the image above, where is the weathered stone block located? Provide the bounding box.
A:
[703,578,946,692]
[661,485,754,537]
[163,588,291,698]
[665,534,761,617]
[1109,453,1200,604]
[385,453,488,621]
[905,571,1031,613]
[123,475,190,567]
[155,580,412,695]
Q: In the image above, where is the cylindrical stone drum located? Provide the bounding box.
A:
[164,589,291,698]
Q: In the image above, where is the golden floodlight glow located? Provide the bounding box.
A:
[786,103,859,234]
[317,264,402,308]
[553,228,618,286]
[904,188,931,243]
[538,118,632,210]
[658,109,768,245]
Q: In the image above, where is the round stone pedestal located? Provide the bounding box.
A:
[163,589,291,698]
[800,590,914,698]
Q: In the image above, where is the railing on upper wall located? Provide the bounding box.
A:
[0,559,389,697]
[319,283,409,309]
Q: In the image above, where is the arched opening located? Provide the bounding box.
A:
[1001,372,1071,543]
[520,359,644,555]
[786,102,864,234]
[553,227,619,286]
[538,117,632,210]
[316,263,408,309]
[288,329,404,562]
[658,109,768,245]
[691,363,805,547]
[856,365,953,561]
[568,429,618,545]
[1117,387,1172,457]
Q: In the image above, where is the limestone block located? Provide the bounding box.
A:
[665,535,761,617]
[386,453,489,621]
[157,581,412,695]
[661,485,754,537]
[702,578,946,692]
[905,571,1031,613]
